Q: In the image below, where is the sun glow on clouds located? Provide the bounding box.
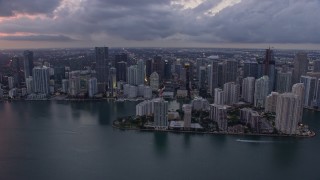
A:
[206,0,241,16]
[171,0,204,9]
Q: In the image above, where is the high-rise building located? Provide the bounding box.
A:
[150,72,159,91]
[88,77,98,98]
[11,57,21,87]
[254,76,269,108]
[209,104,228,131]
[222,60,238,85]
[300,75,317,107]
[183,104,192,129]
[292,83,305,121]
[23,50,34,80]
[275,93,302,134]
[8,76,15,89]
[214,88,225,105]
[127,65,138,85]
[263,48,276,92]
[164,60,172,80]
[154,98,168,129]
[198,66,207,89]
[265,92,279,113]
[137,59,145,85]
[95,47,109,93]
[62,79,69,93]
[115,53,128,65]
[242,77,255,104]
[26,77,33,94]
[153,55,164,80]
[33,66,50,95]
[313,60,320,72]
[243,61,258,79]
[276,71,292,93]
[292,53,308,84]
[146,59,153,80]
[115,61,127,82]
[68,71,81,96]
[209,61,219,96]
[223,82,239,105]
[108,67,117,97]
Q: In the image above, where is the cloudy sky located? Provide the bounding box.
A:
[0,0,319,49]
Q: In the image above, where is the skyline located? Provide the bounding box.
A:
[0,0,320,49]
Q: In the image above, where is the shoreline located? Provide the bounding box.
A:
[112,124,316,138]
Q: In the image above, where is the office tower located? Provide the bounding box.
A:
[146,59,153,80]
[242,77,255,104]
[292,53,308,84]
[209,104,228,131]
[214,88,225,105]
[292,83,305,121]
[26,77,33,94]
[243,61,258,79]
[263,48,276,92]
[300,76,317,107]
[154,98,169,129]
[223,82,239,105]
[184,62,192,96]
[127,65,138,85]
[265,92,279,113]
[137,59,145,85]
[209,61,219,96]
[137,85,145,97]
[275,93,302,134]
[68,71,81,96]
[11,57,22,87]
[144,86,153,99]
[175,63,182,79]
[153,55,164,80]
[88,77,98,98]
[33,66,50,95]
[254,76,269,108]
[191,97,210,111]
[164,60,172,80]
[62,79,69,93]
[313,60,320,72]
[222,60,238,85]
[108,67,117,96]
[23,50,34,79]
[116,61,127,82]
[95,47,109,92]
[150,72,159,91]
[198,66,207,89]
[183,104,192,129]
[8,76,15,89]
[276,71,292,93]
[115,53,128,65]
[53,66,65,84]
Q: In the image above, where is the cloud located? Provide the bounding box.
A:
[0,0,320,46]
[0,34,76,41]
[0,0,62,17]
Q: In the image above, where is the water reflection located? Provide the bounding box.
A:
[153,132,168,156]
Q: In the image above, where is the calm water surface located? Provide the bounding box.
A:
[0,101,319,180]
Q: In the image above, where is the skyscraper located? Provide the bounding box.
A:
[153,55,164,80]
[292,83,305,121]
[254,76,269,108]
[137,59,145,85]
[276,71,292,93]
[242,77,255,104]
[108,67,117,96]
[214,88,225,105]
[23,50,34,80]
[127,65,138,85]
[210,104,228,131]
[275,93,301,134]
[154,98,168,129]
[146,59,153,80]
[243,61,258,79]
[95,47,109,93]
[88,77,98,98]
[209,61,219,96]
[292,52,308,84]
[300,75,317,107]
[33,66,50,95]
[150,72,159,91]
[265,92,279,113]
[223,82,239,105]
[164,60,172,80]
[183,104,192,130]
[263,48,276,92]
[116,61,127,82]
[313,60,320,72]
[222,60,238,85]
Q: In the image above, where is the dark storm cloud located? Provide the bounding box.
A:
[0,0,320,44]
[0,0,62,17]
[0,34,75,41]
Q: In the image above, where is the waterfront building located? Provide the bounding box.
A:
[8,76,15,89]
[33,66,50,95]
[69,78,80,96]
[137,84,145,97]
[240,108,261,132]
[9,88,18,98]
[137,59,145,85]
[21,88,27,96]
[223,82,239,105]
[254,76,269,108]
[128,85,138,98]
[243,61,258,79]
[11,57,21,88]
[62,79,69,94]
[150,72,159,91]
[95,47,109,93]
[300,76,317,107]
[26,77,33,94]
[127,65,138,85]
[275,93,302,134]
[265,92,279,113]
[23,50,34,80]
[144,86,153,99]
[123,84,130,97]
[154,98,169,129]
[214,88,225,105]
[276,71,292,93]
[242,77,255,104]
[191,97,210,111]
[292,83,305,120]
[136,100,154,116]
[183,104,192,129]
[88,77,98,98]
[116,61,127,82]
[209,104,228,131]
[292,53,308,84]
[108,67,117,97]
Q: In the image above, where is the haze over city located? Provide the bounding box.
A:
[0,0,320,49]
